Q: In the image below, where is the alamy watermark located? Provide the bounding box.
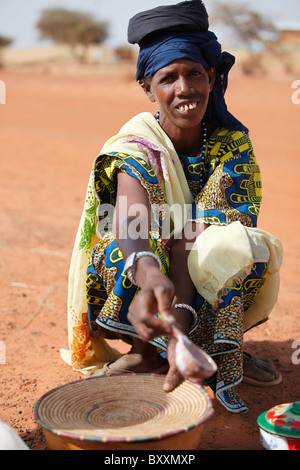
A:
[0,80,6,104]
[97,197,203,250]
[292,340,300,365]
[0,340,6,364]
[291,80,300,105]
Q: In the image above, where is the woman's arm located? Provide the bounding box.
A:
[168,221,210,334]
[114,171,174,339]
[162,221,210,392]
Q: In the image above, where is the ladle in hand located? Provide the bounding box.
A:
[162,314,217,382]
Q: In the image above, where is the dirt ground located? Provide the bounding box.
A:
[0,62,299,451]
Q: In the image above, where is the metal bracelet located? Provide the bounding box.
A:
[126,268,137,286]
[174,303,198,333]
[135,251,162,271]
[127,251,162,286]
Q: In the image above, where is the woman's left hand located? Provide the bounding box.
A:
[163,335,181,392]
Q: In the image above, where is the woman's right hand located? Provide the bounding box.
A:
[127,263,175,341]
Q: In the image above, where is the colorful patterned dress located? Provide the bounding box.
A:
[85,123,268,413]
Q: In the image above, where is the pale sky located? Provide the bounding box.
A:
[1,0,300,49]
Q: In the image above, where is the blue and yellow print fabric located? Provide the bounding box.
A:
[86,127,266,413]
[192,128,261,226]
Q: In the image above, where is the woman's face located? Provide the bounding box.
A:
[144,59,215,131]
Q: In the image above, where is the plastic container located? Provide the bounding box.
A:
[257,401,300,450]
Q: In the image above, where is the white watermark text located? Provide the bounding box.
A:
[292,340,300,365]
[291,80,300,104]
[0,80,6,104]
[0,340,6,364]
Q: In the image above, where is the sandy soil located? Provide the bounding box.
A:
[0,64,299,451]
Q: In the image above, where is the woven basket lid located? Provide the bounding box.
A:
[34,374,213,443]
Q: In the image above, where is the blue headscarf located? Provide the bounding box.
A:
[135,30,249,134]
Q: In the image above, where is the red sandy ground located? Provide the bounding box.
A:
[0,65,299,450]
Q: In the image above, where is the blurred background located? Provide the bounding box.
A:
[0,0,299,450]
[0,0,300,76]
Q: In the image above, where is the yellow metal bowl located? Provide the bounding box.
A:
[34,374,213,450]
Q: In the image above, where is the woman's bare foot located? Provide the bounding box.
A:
[88,338,168,377]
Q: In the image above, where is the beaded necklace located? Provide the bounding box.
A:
[154,110,207,189]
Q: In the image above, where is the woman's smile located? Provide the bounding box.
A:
[177,102,198,112]
[176,101,199,113]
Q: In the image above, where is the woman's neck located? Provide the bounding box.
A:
[161,120,205,157]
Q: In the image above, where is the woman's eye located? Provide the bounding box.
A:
[160,75,173,83]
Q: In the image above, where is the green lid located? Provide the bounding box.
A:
[292,401,300,415]
[257,402,300,439]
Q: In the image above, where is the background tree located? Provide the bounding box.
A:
[36,8,109,61]
[211,1,280,74]
[0,35,13,68]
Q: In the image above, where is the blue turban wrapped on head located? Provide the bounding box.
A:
[128,0,248,134]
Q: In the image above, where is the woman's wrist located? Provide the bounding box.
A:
[124,250,161,286]
[170,302,197,335]
[134,254,162,286]
[174,303,197,333]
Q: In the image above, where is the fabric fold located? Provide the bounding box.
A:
[188,221,283,329]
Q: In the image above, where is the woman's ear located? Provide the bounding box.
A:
[139,78,156,103]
